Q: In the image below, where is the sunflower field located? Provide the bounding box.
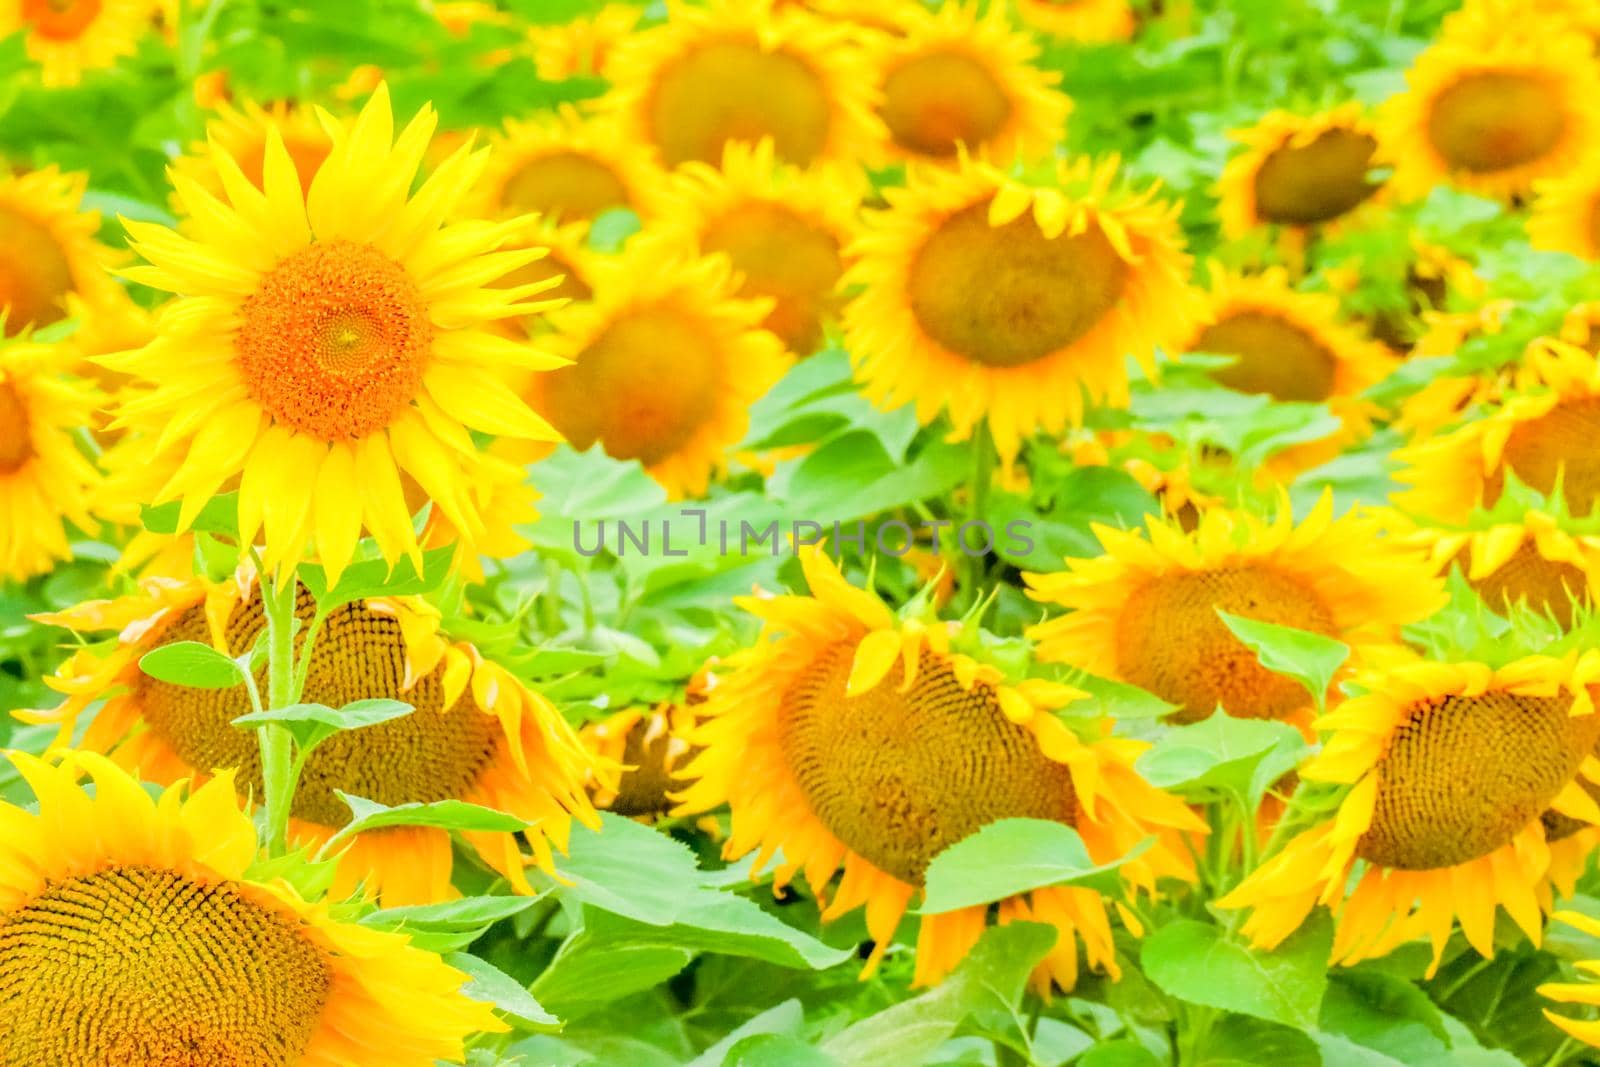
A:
[17,0,1600,1064]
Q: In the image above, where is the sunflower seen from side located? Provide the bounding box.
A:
[843,155,1205,460]
[676,548,1205,992]
[1014,0,1137,43]
[23,574,606,905]
[865,1,1071,165]
[1217,105,1382,240]
[1219,653,1600,975]
[1379,30,1600,201]
[0,750,502,1065]
[0,166,123,337]
[1,0,150,86]
[657,139,860,356]
[1416,510,1600,628]
[1396,341,1600,523]
[103,84,566,582]
[1025,497,1447,729]
[524,244,789,498]
[0,336,101,582]
[466,106,667,226]
[603,0,884,170]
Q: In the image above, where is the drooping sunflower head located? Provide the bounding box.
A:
[526,243,789,498]
[602,0,884,170]
[0,335,101,581]
[865,0,1071,165]
[1015,0,1137,42]
[1396,341,1600,523]
[1217,104,1382,239]
[24,573,606,905]
[1220,653,1600,974]
[1415,510,1600,628]
[104,83,568,581]
[171,98,335,199]
[2,0,150,86]
[657,138,861,356]
[0,749,504,1065]
[1025,495,1447,727]
[1379,29,1600,202]
[676,547,1204,991]
[0,166,123,337]
[842,154,1206,460]
[466,105,668,226]
[1183,266,1394,404]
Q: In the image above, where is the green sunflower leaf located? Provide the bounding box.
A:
[1141,913,1333,1030]
[232,697,412,752]
[917,818,1152,914]
[1217,610,1350,711]
[138,640,245,690]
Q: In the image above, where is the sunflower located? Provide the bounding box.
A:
[675,548,1205,991]
[1530,168,1600,261]
[0,166,123,337]
[102,84,565,581]
[466,106,667,226]
[1541,912,1600,1048]
[581,703,700,818]
[1218,653,1600,975]
[657,139,860,356]
[602,0,884,170]
[1183,267,1392,403]
[0,749,501,1064]
[1014,0,1137,43]
[0,336,101,582]
[1395,341,1600,522]
[1378,31,1600,202]
[1217,105,1381,240]
[23,573,606,905]
[526,2,643,81]
[492,219,600,341]
[1025,496,1447,728]
[864,1,1071,165]
[1,0,150,87]
[524,243,788,498]
[171,98,334,198]
[842,154,1204,460]
[1416,511,1600,627]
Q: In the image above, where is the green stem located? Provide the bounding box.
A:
[962,422,996,610]
[541,557,564,636]
[258,570,298,858]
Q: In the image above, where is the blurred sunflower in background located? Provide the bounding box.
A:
[23,573,606,904]
[1014,0,1137,43]
[843,155,1204,460]
[1217,104,1382,241]
[1,0,150,87]
[0,335,101,582]
[524,243,788,497]
[0,750,502,1065]
[1221,652,1600,975]
[603,0,884,170]
[103,84,566,581]
[1026,497,1446,728]
[172,98,334,197]
[677,548,1205,991]
[0,167,122,336]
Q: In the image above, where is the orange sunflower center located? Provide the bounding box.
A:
[20,0,101,41]
[646,34,833,167]
[1357,690,1600,869]
[1196,310,1338,402]
[0,865,330,1065]
[1114,565,1337,723]
[1252,127,1379,226]
[535,304,720,467]
[235,240,432,442]
[880,49,1013,158]
[0,205,73,336]
[778,641,1078,884]
[1488,397,1600,516]
[1457,542,1590,627]
[701,202,843,355]
[0,382,33,474]
[134,591,504,828]
[501,151,631,223]
[909,201,1128,369]
[1426,70,1566,174]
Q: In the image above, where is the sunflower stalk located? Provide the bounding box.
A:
[962,421,996,612]
[258,566,303,859]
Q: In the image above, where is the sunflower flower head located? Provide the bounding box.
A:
[1217,104,1382,240]
[0,748,504,1064]
[2,0,151,87]
[103,83,568,582]
[676,547,1204,993]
